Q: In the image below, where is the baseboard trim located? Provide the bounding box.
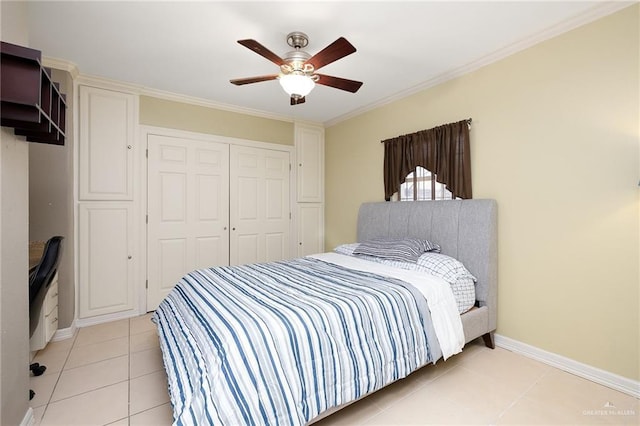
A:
[495,334,640,398]
[20,407,34,426]
[52,320,77,342]
[75,310,141,329]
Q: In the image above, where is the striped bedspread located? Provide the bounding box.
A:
[154,254,461,425]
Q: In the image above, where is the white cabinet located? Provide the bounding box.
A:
[79,85,137,200]
[296,204,324,256]
[30,276,58,352]
[295,124,324,203]
[295,123,324,255]
[78,203,135,318]
[77,82,139,320]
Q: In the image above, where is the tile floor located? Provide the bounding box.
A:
[30,314,639,425]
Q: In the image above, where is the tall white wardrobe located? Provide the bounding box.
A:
[76,79,324,322]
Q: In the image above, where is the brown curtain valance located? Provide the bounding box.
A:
[381,119,472,201]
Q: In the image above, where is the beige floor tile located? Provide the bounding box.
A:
[31,349,69,377]
[130,329,160,353]
[365,374,428,411]
[313,396,383,426]
[130,403,174,425]
[365,387,493,425]
[39,337,75,355]
[51,355,128,401]
[425,365,524,419]
[498,395,609,425]
[130,313,157,335]
[525,369,639,421]
[40,382,128,426]
[105,418,129,426]
[130,346,165,379]
[65,336,129,369]
[459,346,550,392]
[29,373,59,408]
[74,319,129,347]
[130,370,171,415]
[32,405,46,426]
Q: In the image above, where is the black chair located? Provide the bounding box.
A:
[29,236,64,400]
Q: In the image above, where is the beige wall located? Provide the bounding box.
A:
[0,1,31,424]
[139,96,294,145]
[325,5,639,381]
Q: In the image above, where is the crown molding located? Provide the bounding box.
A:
[139,86,295,123]
[325,1,635,127]
[42,56,80,79]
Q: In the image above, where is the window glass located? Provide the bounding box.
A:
[398,166,455,201]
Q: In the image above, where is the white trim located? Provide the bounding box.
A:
[495,334,640,399]
[75,310,142,329]
[140,86,296,124]
[140,125,295,153]
[42,56,79,79]
[325,1,635,127]
[51,320,77,342]
[20,407,34,426]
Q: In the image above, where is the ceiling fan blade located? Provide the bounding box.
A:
[306,37,356,71]
[230,74,279,85]
[237,39,286,66]
[315,74,363,93]
[290,96,306,106]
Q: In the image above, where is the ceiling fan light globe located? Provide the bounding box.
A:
[279,74,315,97]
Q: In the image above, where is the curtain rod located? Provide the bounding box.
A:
[381,118,473,144]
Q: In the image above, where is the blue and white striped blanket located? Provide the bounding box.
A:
[154,253,463,425]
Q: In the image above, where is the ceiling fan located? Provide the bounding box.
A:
[230,32,363,105]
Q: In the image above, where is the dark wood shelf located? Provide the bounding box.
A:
[1,41,67,145]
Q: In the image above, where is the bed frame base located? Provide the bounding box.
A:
[482,332,495,349]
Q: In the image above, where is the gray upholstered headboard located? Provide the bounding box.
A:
[357,199,498,332]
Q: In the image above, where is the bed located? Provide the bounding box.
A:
[153,199,498,425]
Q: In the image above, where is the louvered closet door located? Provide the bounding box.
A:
[147,135,229,310]
[230,145,291,265]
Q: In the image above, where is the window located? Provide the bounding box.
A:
[398,166,456,201]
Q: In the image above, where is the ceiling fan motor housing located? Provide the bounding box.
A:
[282,50,312,74]
[286,31,309,49]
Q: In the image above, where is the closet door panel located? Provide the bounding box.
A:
[147,135,229,310]
[230,145,290,265]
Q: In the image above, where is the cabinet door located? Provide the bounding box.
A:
[295,124,324,203]
[79,203,135,318]
[79,86,136,200]
[297,204,324,257]
[230,145,291,265]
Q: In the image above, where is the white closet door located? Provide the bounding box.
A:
[230,145,290,265]
[147,135,229,310]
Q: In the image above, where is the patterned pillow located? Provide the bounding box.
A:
[416,252,477,284]
[353,238,440,263]
[333,243,359,256]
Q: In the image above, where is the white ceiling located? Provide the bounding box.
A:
[24,1,628,125]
